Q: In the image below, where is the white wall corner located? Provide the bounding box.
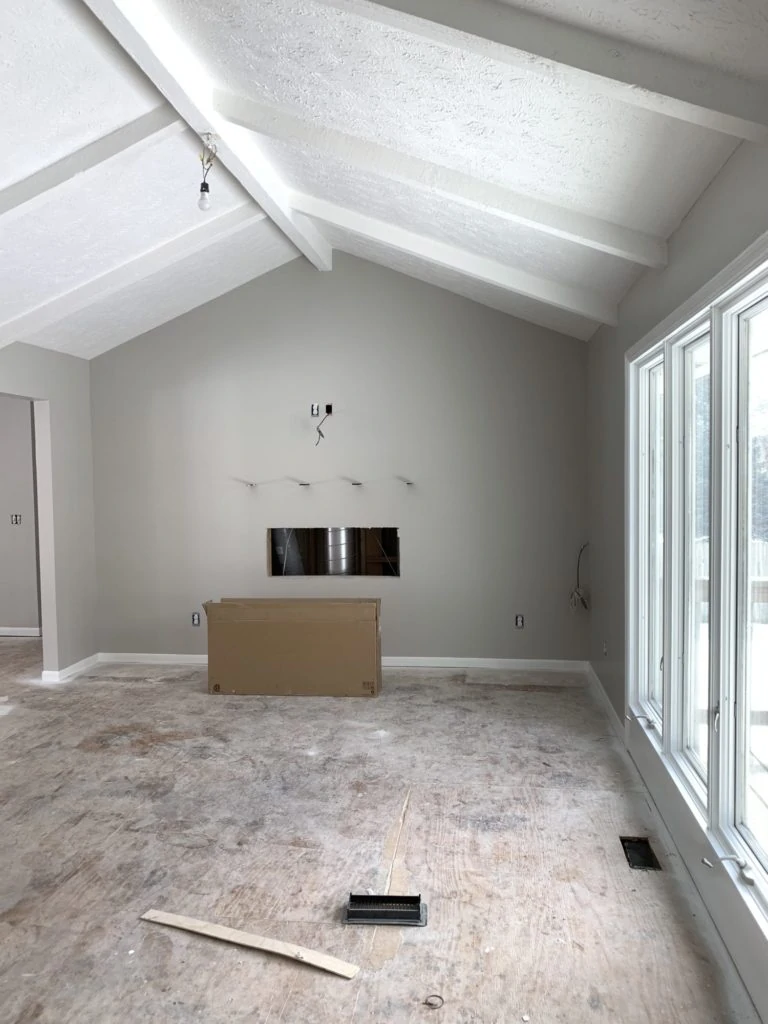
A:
[585,662,627,742]
[40,653,100,684]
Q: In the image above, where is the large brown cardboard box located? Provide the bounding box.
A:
[203,598,381,697]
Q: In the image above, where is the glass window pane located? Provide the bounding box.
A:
[741,307,768,864]
[648,363,665,715]
[683,339,711,781]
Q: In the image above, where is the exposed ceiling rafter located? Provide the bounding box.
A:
[0,205,265,350]
[317,0,768,142]
[292,193,617,327]
[0,106,185,222]
[215,89,667,270]
[79,0,333,270]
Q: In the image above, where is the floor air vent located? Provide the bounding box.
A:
[620,836,662,870]
[344,894,427,926]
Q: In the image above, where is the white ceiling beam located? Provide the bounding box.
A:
[318,0,768,142]
[0,106,185,222]
[0,206,266,349]
[216,90,666,270]
[293,194,616,325]
[79,0,333,270]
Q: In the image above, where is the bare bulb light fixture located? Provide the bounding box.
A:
[198,133,217,212]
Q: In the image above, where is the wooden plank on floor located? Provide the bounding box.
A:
[140,908,360,978]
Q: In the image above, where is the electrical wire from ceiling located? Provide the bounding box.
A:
[197,133,217,211]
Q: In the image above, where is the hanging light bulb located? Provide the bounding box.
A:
[197,133,217,212]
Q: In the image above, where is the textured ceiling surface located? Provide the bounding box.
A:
[0,131,248,325]
[2,0,759,356]
[263,136,641,299]
[158,0,736,234]
[21,217,298,359]
[315,219,600,340]
[498,0,768,81]
[2,0,159,190]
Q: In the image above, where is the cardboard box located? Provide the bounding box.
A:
[203,598,381,697]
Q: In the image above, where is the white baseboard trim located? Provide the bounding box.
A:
[40,653,593,682]
[584,662,626,742]
[41,653,99,684]
[0,627,41,637]
[382,656,590,672]
[97,653,208,666]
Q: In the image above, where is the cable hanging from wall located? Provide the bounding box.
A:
[197,133,217,212]
[314,411,331,447]
[569,542,590,611]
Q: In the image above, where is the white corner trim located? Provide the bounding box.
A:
[97,653,208,665]
[0,627,41,637]
[382,656,590,672]
[585,662,627,742]
[41,653,100,684]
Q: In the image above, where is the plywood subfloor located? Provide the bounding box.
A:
[0,638,758,1023]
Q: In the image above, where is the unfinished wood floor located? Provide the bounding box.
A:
[0,638,757,1024]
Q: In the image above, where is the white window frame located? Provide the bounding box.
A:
[667,322,711,816]
[626,237,768,1023]
[629,345,665,735]
[717,284,768,886]
[680,333,711,786]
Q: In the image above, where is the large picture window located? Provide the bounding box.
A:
[629,259,768,910]
[736,301,768,869]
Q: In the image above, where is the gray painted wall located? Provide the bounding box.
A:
[588,140,768,717]
[91,253,589,660]
[0,396,39,630]
[0,343,96,670]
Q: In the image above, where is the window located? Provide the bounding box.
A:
[630,269,768,897]
[648,361,665,718]
[628,249,768,1015]
[635,354,666,728]
[736,302,768,868]
[682,336,711,784]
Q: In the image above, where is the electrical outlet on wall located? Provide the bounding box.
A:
[515,614,524,629]
[192,612,201,627]
[311,404,320,417]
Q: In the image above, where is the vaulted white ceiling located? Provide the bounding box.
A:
[3,0,768,357]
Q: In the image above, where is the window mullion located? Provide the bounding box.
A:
[663,340,685,753]
[709,305,735,831]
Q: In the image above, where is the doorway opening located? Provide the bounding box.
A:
[0,396,41,640]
